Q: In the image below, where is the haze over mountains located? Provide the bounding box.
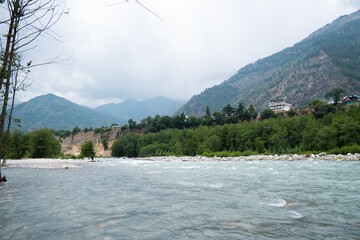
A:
[11,94,184,131]
[176,10,360,116]
[95,97,186,123]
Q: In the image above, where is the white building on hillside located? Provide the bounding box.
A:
[268,101,294,111]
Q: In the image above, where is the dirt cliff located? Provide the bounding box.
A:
[59,127,146,157]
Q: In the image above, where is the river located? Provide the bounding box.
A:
[1,158,359,239]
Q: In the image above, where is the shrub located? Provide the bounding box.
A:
[328,145,360,155]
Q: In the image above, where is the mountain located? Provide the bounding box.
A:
[11,94,119,131]
[176,10,360,116]
[95,96,185,122]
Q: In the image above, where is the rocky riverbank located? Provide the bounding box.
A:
[2,159,92,169]
[138,153,360,162]
[2,153,359,169]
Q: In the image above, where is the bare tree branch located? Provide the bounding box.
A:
[105,0,163,21]
[134,0,163,21]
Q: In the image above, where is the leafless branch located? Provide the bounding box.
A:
[105,0,163,21]
[134,0,163,21]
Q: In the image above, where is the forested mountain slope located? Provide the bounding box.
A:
[176,10,360,116]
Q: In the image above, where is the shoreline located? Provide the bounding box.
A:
[2,158,92,169]
[1,153,359,169]
[137,153,360,162]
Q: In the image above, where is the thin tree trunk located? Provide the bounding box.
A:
[0,1,16,89]
[0,7,19,169]
[1,71,17,167]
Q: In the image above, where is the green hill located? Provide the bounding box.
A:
[176,10,360,116]
[11,94,119,131]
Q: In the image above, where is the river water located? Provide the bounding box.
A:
[0,159,359,239]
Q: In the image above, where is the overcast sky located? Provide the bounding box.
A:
[12,0,360,107]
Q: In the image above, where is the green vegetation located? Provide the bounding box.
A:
[29,129,62,158]
[325,88,346,105]
[80,140,95,160]
[2,129,62,159]
[112,103,360,158]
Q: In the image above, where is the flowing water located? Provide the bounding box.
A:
[0,159,359,239]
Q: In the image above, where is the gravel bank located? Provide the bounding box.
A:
[2,158,91,169]
[138,153,360,162]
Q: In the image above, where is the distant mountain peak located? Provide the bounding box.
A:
[95,96,185,122]
[12,94,119,131]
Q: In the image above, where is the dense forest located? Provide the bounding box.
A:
[111,101,360,158]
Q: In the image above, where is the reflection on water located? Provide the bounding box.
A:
[0,159,360,239]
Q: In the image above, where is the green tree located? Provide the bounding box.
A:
[247,104,258,119]
[205,106,211,117]
[325,88,345,105]
[339,121,360,146]
[188,116,201,128]
[80,140,96,160]
[29,129,61,158]
[171,113,186,129]
[315,126,337,150]
[204,135,222,152]
[184,137,198,156]
[111,133,141,158]
[4,130,29,159]
[72,126,81,135]
[255,137,265,153]
[213,112,225,125]
[128,119,137,129]
[236,102,245,115]
[301,117,319,151]
[222,104,235,116]
[260,109,276,120]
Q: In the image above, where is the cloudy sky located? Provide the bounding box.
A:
[11,0,360,107]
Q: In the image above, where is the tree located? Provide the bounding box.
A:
[128,119,137,129]
[325,88,345,105]
[29,129,62,158]
[213,112,225,125]
[205,106,211,117]
[72,126,81,135]
[204,135,222,152]
[1,55,28,167]
[235,102,245,121]
[5,130,29,159]
[255,137,265,153]
[260,109,276,121]
[111,133,141,157]
[0,0,66,179]
[247,104,258,120]
[188,116,201,129]
[80,140,96,160]
[222,104,235,116]
[184,137,198,156]
[236,102,245,116]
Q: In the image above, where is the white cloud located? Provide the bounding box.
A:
[14,0,359,107]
